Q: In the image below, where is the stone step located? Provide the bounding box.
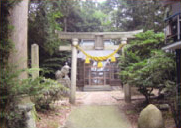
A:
[83,85,112,91]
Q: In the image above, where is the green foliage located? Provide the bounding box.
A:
[3,104,27,128]
[77,1,102,32]
[0,1,29,127]
[101,0,165,32]
[119,31,176,103]
[28,0,109,79]
[31,78,68,110]
[28,0,166,79]
[0,66,65,106]
[40,51,71,78]
[0,66,68,127]
[28,0,63,56]
[29,0,71,78]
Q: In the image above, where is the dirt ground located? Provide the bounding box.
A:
[36,99,71,128]
[36,88,176,128]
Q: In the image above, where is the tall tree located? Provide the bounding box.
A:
[101,0,165,32]
[28,0,70,78]
[51,0,83,32]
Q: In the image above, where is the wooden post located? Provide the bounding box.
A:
[31,44,39,79]
[70,38,78,104]
[121,38,131,103]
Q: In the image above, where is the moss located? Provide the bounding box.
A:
[126,110,137,115]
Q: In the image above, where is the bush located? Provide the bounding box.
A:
[0,66,68,127]
[31,78,68,110]
[119,30,176,103]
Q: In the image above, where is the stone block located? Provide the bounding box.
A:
[158,104,170,111]
[17,95,36,128]
[31,44,39,79]
[138,104,165,128]
[124,84,131,103]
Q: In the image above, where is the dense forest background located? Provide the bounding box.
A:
[28,0,166,78]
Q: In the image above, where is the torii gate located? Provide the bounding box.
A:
[56,30,143,104]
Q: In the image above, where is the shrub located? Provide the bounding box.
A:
[119,31,176,103]
[31,78,68,110]
[0,66,68,127]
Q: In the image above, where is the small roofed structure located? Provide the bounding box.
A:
[77,40,121,90]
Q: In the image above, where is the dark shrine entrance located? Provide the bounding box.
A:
[85,62,107,86]
[77,59,121,88]
[84,62,120,86]
[86,63,109,86]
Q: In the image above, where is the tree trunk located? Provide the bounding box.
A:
[139,87,150,104]
[144,94,150,104]
[8,0,29,79]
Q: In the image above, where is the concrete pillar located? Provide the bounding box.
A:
[121,38,131,103]
[31,44,39,79]
[70,38,78,104]
[124,84,131,103]
[8,0,29,79]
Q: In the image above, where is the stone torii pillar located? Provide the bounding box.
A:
[70,38,78,104]
[121,38,131,103]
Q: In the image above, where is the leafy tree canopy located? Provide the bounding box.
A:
[119,31,176,103]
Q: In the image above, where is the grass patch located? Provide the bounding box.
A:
[47,121,59,128]
[126,110,137,115]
